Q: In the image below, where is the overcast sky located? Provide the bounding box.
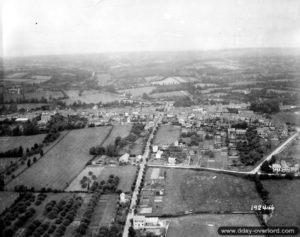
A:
[2,0,300,57]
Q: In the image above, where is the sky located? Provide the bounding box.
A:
[2,0,300,57]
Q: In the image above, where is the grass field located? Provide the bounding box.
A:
[97,166,137,193]
[64,90,123,104]
[161,169,261,215]
[7,127,112,190]
[0,192,19,214]
[262,179,300,234]
[272,111,300,126]
[154,125,181,146]
[102,124,132,147]
[0,134,46,152]
[165,214,263,237]
[119,86,156,97]
[88,194,118,235]
[151,90,190,98]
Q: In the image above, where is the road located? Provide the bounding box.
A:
[122,115,162,237]
[148,131,299,175]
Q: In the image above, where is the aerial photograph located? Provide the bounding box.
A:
[1,0,300,236]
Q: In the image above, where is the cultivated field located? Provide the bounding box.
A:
[119,86,156,97]
[7,127,112,190]
[0,134,46,152]
[165,214,263,237]
[97,166,137,193]
[64,90,123,104]
[0,192,19,214]
[151,76,197,85]
[102,124,132,147]
[153,125,181,145]
[162,169,261,215]
[262,179,300,234]
[88,194,118,235]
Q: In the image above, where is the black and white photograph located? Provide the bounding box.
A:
[1,0,300,236]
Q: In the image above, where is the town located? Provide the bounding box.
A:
[1,48,300,237]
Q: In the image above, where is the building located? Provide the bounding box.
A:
[119,153,129,163]
[133,215,168,236]
[168,157,176,165]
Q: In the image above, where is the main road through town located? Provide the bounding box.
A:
[122,115,162,237]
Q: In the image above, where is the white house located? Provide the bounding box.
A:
[156,150,163,159]
[272,163,281,173]
[152,145,159,153]
[119,153,129,163]
[168,157,176,165]
[120,192,129,203]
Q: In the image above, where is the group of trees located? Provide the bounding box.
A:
[173,96,194,107]
[237,127,265,166]
[261,155,277,173]
[250,100,280,114]
[0,146,23,158]
[180,131,203,146]
[0,192,36,237]
[90,123,145,157]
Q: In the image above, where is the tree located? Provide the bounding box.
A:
[27,159,31,167]
[128,227,136,237]
[261,160,272,173]
[115,136,122,146]
[40,150,44,157]
[33,157,37,163]
[0,174,5,191]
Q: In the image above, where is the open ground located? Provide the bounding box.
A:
[153,125,181,146]
[6,127,112,190]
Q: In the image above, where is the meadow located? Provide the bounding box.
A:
[153,125,181,146]
[262,179,300,233]
[64,90,123,104]
[119,86,156,97]
[165,214,263,237]
[0,192,19,214]
[6,127,112,190]
[97,166,137,193]
[0,134,46,152]
[161,169,261,215]
[102,124,132,147]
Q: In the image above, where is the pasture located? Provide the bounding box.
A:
[272,111,300,126]
[0,134,46,152]
[150,90,190,98]
[153,125,181,146]
[6,127,112,190]
[0,192,19,214]
[262,179,300,231]
[165,214,263,237]
[161,169,261,215]
[151,76,197,85]
[119,86,156,97]
[64,90,123,104]
[102,124,132,147]
[97,166,137,193]
[24,90,64,100]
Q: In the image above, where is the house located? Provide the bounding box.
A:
[156,150,163,159]
[152,145,159,153]
[272,163,281,173]
[120,192,129,203]
[168,157,176,165]
[133,215,168,236]
[119,153,129,163]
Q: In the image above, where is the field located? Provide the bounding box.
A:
[64,90,123,104]
[97,166,137,193]
[262,179,300,234]
[153,125,181,146]
[0,134,46,152]
[0,192,19,214]
[7,127,112,190]
[24,90,64,100]
[151,76,197,85]
[161,169,261,215]
[272,111,300,126]
[88,194,118,235]
[65,166,104,191]
[165,214,263,237]
[151,90,190,98]
[102,124,132,147]
[119,86,156,97]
